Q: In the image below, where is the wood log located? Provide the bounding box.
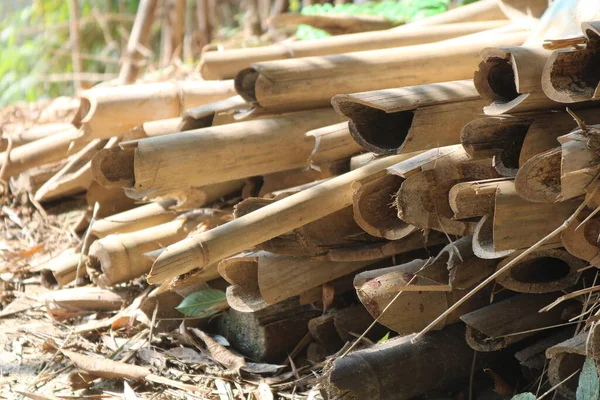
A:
[87,215,209,287]
[494,249,585,293]
[561,214,600,266]
[234,28,528,113]
[200,21,508,80]
[147,153,424,284]
[355,237,497,334]
[178,95,247,131]
[327,324,480,400]
[37,249,87,288]
[8,122,74,146]
[542,21,600,104]
[44,287,135,322]
[72,80,236,141]
[394,145,499,236]
[216,298,320,362]
[91,109,345,195]
[448,178,508,220]
[0,127,82,178]
[546,333,588,400]
[461,293,578,352]
[332,80,485,155]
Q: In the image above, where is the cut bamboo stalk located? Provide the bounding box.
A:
[515,147,562,203]
[448,178,508,220]
[35,138,114,202]
[561,214,600,266]
[178,95,247,131]
[332,80,485,155]
[9,160,67,195]
[88,214,209,287]
[461,293,578,352]
[216,298,320,362]
[91,109,346,195]
[493,180,578,251]
[90,198,178,239]
[73,80,236,141]
[516,329,576,382]
[200,21,508,80]
[37,250,87,288]
[494,249,584,293]
[126,118,182,140]
[8,123,74,146]
[559,130,600,202]
[44,287,135,322]
[258,162,348,198]
[234,28,528,113]
[0,127,81,178]
[147,152,426,284]
[119,0,159,84]
[268,13,397,34]
[472,214,516,259]
[219,251,377,312]
[395,145,499,236]
[327,324,481,400]
[546,333,588,400]
[542,21,600,104]
[86,180,138,219]
[355,237,497,334]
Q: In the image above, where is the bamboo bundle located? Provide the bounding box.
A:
[542,21,600,104]
[201,21,507,80]
[87,213,219,287]
[90,109,348,196]
[327,324,482,400]
[234,28,528,113]
[354,237,497,334]
[494,249,584,293]
[332,80,485,155]
[44,287,135,322]
[461,294,579,351]
[72,80,236,142]
[546,333,588,400]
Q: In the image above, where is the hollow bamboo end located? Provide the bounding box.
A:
[474,55,520,111]
[234,68,259,103]
[91,147,135,189]
[472,214,515,259]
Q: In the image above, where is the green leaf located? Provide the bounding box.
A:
[175,289,227,317]
[511,393,537,400]
[577,358,599,400]
[378,332,390,343]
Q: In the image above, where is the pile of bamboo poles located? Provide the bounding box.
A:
[9,0,600,398]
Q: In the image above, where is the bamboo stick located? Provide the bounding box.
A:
[268,13,397,34]
[542,21,600,104]
[38,250,87,288]
[461,293,578,352]
[126,118,182,140]
[8,123,74,146]
[72,80,236,141]
[546,333,588,400]
[234,28,528,113]
[91,109,346,194]
[44,287,134,322]
[200,21,508,80]
[494,249,584,293]
[147,153,422,284]
[327,324,480,400]
[332,80,484,155]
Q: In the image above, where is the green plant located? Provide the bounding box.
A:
[175,288,227,318]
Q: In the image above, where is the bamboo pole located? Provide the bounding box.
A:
[234,28,528,113]
[200,21,508,80]
[119,0,159,84]
[72,80,236,141]
[126,118,182,140]
[332,80,484,155]
[147,153,422,284]
[542,21,600,104]
[88,215,207,287]
[44,287,135,322]
[8,123,74,147]
[268,13,397,35]
[91,109,346,195]
[37,250,87,288]
[494,249,584,293]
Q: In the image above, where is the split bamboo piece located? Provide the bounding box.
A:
[89,198,178,239]
[37,249,87,288]
[44,287,135,322]
[148,152,432,284]
[332,80,485,155]
[328,324,481,400]
[394,145,499,236]
[88,214,212,287]
[494,249,584,293]
[200,20,507,80]
[178,95,247,131]
[461,293,578,352]
[0,127,81,178]
[472,214,516,259]
[355,237,497,334]
[91,109,350,195]
[546,333,588,400]
[234,28,528,113]
[72,80,236,141]
[448,178,508,220]
[8,122,74,146]
[561,214,600,266]
[542,21,600,104]
[558,130,600,202]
